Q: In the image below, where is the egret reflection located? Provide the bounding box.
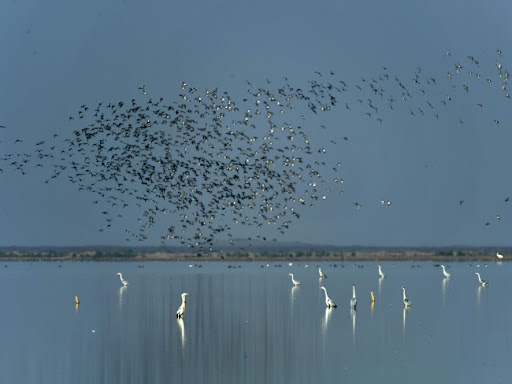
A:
[119,285,127,309]
[442,277,449,307]
[322,307,334,334]
[291,284,299,305]
[177,317,186,349]
[351,308,357,345]
[402,306,410,337]
[477,285,483,308]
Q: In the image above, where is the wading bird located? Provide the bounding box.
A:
[116,272,130,286]
[378,264,385,278]
[350,284,357,309]
[318,267,326,278]
[176,292,188,318]
[289,273,301,286]
[320,286,337,308]
[402,286,412,307]
[441,265,451,278]
[475,272,488,286]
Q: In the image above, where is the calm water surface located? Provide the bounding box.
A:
[0,261,510,383]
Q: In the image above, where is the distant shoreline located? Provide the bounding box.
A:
[0,246,508,262]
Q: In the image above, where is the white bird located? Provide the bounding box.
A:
[318,267,326,278]
[320,286,337,308]
[441,265,451,278]
[350,284,357,309]
[117,272,129,286]
[402,286,412,307]
[176,292,189,318]
[289,273,301,286]
[497,252,504,259]
[378,264,385,278]
[475,272,488,286]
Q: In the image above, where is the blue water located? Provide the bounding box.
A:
[0,261,509,383]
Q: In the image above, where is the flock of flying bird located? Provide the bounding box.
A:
[0,49,510,249]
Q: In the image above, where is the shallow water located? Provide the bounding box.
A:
[0,260,509,383]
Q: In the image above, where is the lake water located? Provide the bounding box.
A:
[0,260,509,383]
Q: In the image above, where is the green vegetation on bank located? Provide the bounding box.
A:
[0,245,509,261]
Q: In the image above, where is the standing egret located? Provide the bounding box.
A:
[289,273,301,286]
[441,265,451,278]
[318,267,326,279]
[475,272,488,286]
[350,284,357,309]
[497,252,504,259]
[378,265,385,278]
[402,286,412,307]
[176,292,189,318]
[117,272,129,286]
[75,296,80,305]
[320,286,337,308]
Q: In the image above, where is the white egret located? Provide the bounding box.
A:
[475,272,488,286]
[176,292,189,318]
[289,273,301,286]
[441,265,451,278]
[350,284,357,309]
[497,252,504,259]
[116,272,129,286]
[320,286,337,308]
[318,267,326,279]
[378,264,385,278]
[402,286,412,307]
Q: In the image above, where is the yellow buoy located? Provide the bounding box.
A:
[75,296,80,305]
[370,291,375,302]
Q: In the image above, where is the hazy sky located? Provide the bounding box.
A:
[1,0,512,248]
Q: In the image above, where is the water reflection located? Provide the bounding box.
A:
[291,285,299,304]
[177,318,186,349]
[119,285,127,309]
[403,306,410,337]
[322,307,334,335]
[351,308,356,344]
[442,277,449,307]
[2,261,512,383]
